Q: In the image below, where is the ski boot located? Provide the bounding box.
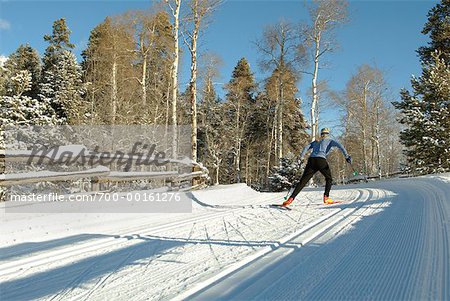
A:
[282,197,294,207]
[323,195,334,204]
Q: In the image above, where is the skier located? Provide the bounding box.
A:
[282,127,352,207]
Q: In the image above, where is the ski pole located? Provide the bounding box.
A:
[349,162,368,182]
[349,163,358,176]
[284,184,295,200]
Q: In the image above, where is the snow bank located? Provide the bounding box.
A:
[191,183,267,207]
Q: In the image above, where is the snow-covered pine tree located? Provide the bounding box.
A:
[393,0,450,174]
[0,52,58,151]
[417,0,450,64]
[39,18,84,124]
[394,51,450,173]
[268,157,303,192]
[39,53,84,125]
[53,50,85,124]
[2,44,42,99]
[1,70,58,128]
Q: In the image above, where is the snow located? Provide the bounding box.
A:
[1,174,449,300]
[0,55,7,67]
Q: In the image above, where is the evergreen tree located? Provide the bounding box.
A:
[394,52,450,173]
[40,50,84,124]
[1,70,58,127]
[226,58,256,101]
[268,157,302,192]
[198,78,225,184]
[2,44,42,99]
[60,51,85,123]
[224,58,257,183]
[40,19,84,124]
[245,66,308,188]
[417,0,450,64]
[394,0,450,173]
[42,18,75,69]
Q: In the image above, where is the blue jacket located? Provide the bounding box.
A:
[301,138,349,160]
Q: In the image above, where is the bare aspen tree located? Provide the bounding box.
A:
[340,65,399,178]
[303,0,348,141]
[375,99,382,179]
[82,16,136,124]
[111,55,118,123]
[134,11,157,109]
[255,21,302,163]
[370,78,389,179]
[165,0,182,158]
[183,0,221,161]
[109,20,130,124]
[130,10,173,125]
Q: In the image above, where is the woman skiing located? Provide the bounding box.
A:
[282,127,352,207]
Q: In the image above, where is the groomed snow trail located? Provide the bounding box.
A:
[0,175,449,301]
[190,176,450,301]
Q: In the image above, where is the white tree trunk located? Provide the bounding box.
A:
[215,164,220,185]
[111,58,117,123]
[189,7,199,162]
[362,83,369,174]
[273,86,279,162]
[206,130,220,186]
[245,148,249,184]
[165,78,170,141]
[266,113,275,180]
[170,0,181,159]
[277,79,284,162]
[141,56,147,107]
[235,94,242,183]
[310,35,321,141]
[375,103,382,179]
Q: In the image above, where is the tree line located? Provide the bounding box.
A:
[1,0,448,190]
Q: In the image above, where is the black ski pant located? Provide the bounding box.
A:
[290,157,333,199]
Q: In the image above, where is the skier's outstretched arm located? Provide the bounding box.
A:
[332,140,352,163]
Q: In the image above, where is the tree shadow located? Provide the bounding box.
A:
[0,237,182,301]
[125,233,282,249]
[0,233,288,300]
[0,234,114,262]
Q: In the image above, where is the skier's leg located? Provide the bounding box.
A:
[289,160,317,200]
[318,160,333,197]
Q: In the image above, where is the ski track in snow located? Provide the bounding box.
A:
[0,176,449,300]
[190,176,450,301]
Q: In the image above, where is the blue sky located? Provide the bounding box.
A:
[0,0,438,130]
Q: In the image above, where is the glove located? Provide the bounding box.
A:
[346,156,352,164]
